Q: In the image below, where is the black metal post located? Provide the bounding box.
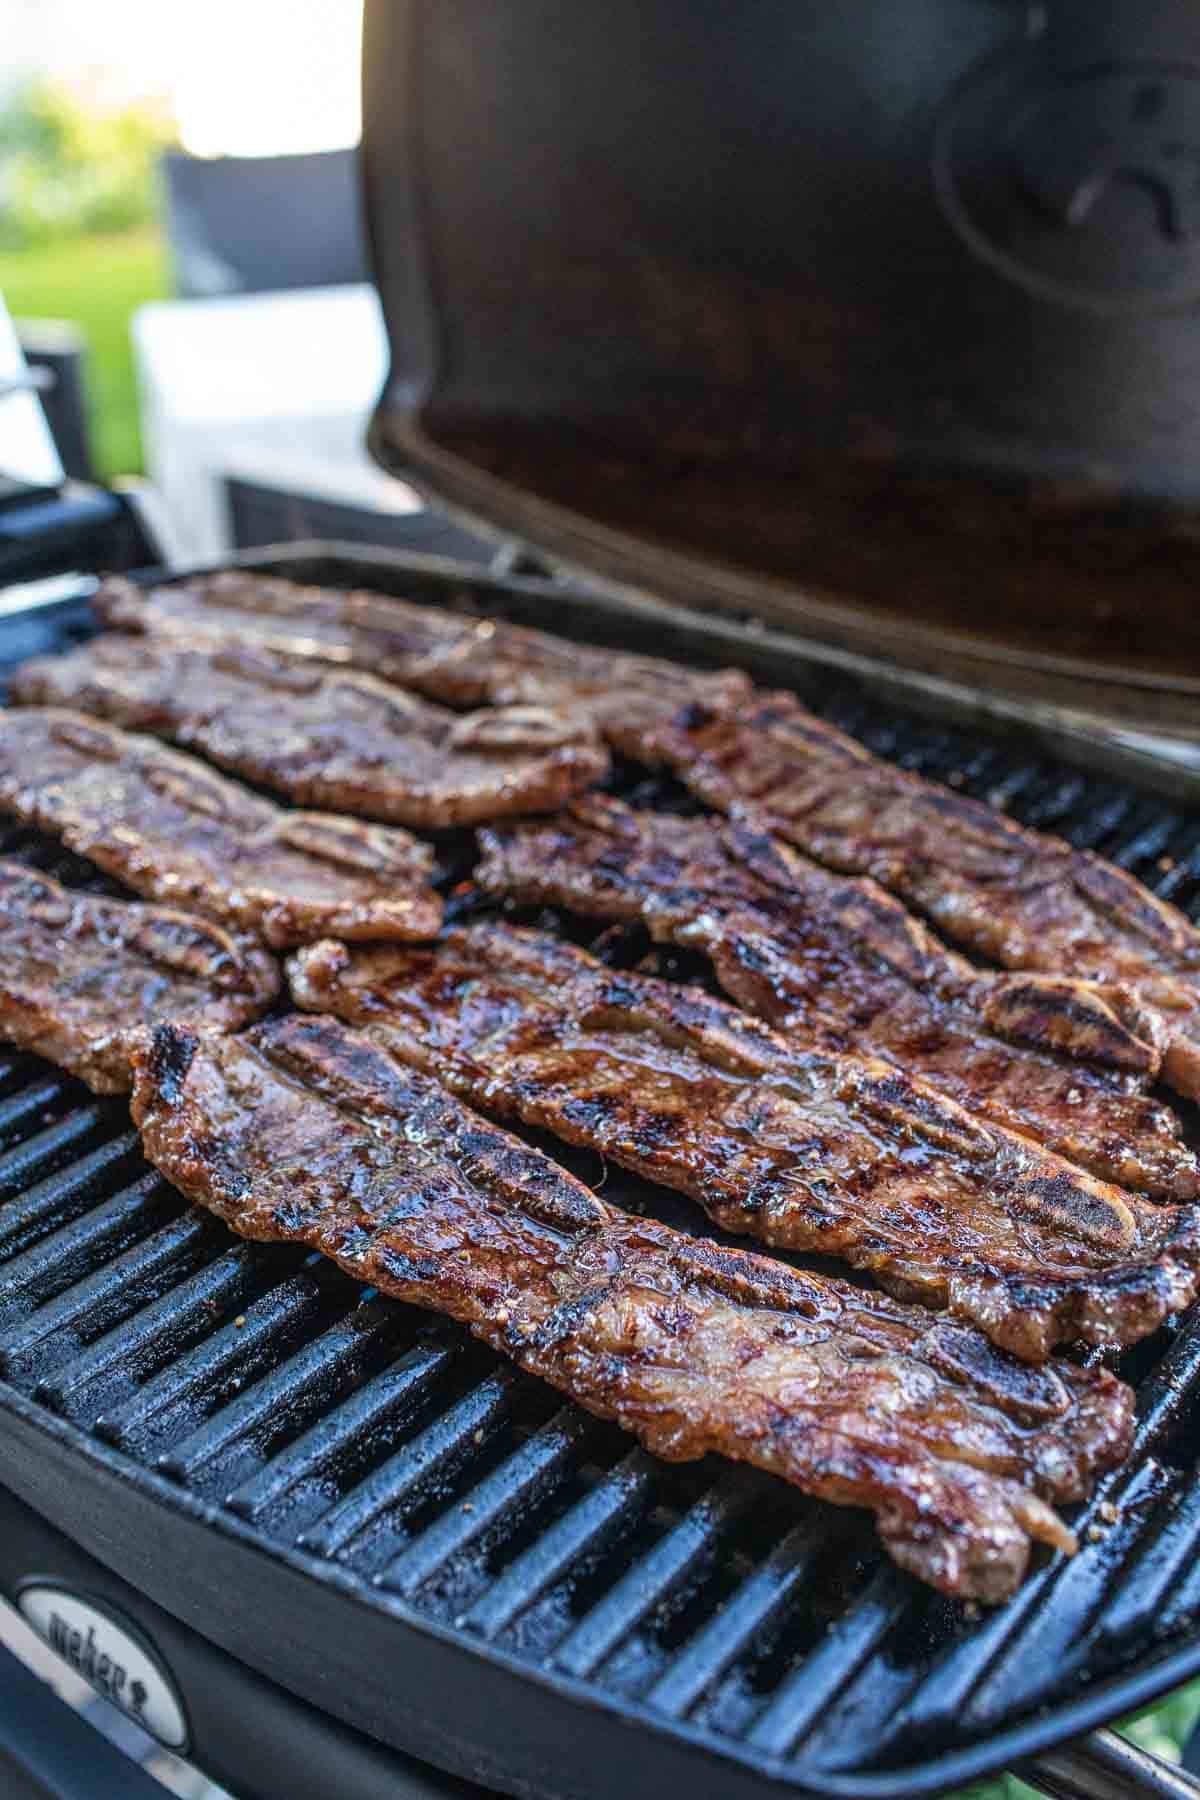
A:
[1022,1727,1200,1800]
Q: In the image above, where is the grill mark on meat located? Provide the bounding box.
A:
[92,572,751,733]
[0,859,278,1091]
[0,710,441,949]
[476,797,1197,1199]
[288,924,1200,1363]
[147,1014,199,1103]
[11,634,610,829]
[128,1013,1135,1602]
[95,571,1200,1095]
[616,690,1200,1103]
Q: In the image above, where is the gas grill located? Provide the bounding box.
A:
[1,543,1200,1800]
[11,5,1200,1789]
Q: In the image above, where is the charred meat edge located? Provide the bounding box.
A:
[130,1014,1134,1603]
[476,797,1197,1200]
[288,924,1200,1364]
[0,858,279,1092]
[0,709,442,949]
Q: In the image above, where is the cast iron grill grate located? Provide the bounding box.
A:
[2,566,1200,1799]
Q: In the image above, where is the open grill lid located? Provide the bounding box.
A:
[359,0,1200,739]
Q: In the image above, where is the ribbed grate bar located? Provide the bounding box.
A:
[95,1266,330,1449]
[0,1132,142,1259]
[1075,1477,1200,1655]
[965,1459,1177,1723]
[380,1407,592,1599]
[645,1514,828,1720]
[748,1563,906,1758]
[551,1472,755,1681]
[226,1336,460,1525]
[0,1200,205,1376]
[0,1169,169,1332]
[298,1371,516,1561]
[0,1103,108,1201]
[0,1077,74,1145]
[463,1448,657,1642]
[34,1243,275,1414]
[158,1296,402,1484]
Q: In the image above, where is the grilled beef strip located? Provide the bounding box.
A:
[130,1012,1135,1603]
[0,860,278,1092]
[477,797,1197,1200]
[618,690,1200,1103]
[0,710,442,949]
[288,923,1200,1362]
[11,635,610,829]
[99,571,1200,1092]
[94,571,1200,1097]
[93,572,752,731]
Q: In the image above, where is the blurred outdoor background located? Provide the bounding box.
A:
[3,0,363,478]
[2,3,1200,1796]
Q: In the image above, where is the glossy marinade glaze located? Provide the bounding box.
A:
[478,796,1197,1199]
[288,923,1200,1363]
[10,634,610,830]
[618,691,1200,1103]
[0,710,442,949]
[129,1013,1134,1604]
[99,568,1200,1103]
[98,570,1200,1108]
[0,859,278,1091]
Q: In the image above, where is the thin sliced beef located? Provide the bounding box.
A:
[288,922,1200,1362]
[11,634,609,828]
[618,691,1200,1102]
[478,796,1196,1199]
[0,710,441,949]
[93,572,751,730]
[130,1013,1133,1603]
[0,859,278,1091]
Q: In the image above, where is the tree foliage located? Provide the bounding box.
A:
[0,78,176,249]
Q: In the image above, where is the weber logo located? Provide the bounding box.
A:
[16,1584,189,1752]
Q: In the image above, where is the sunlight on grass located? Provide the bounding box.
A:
[0,227,168,480]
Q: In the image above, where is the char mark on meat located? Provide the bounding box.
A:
[287,922,1200,1362]
[477,796,1196,1200]
[617,690,1200,1102]
[0,709,441,948]
[11,634,610,829]
[92,572,751,735]
[129,1012,1134,1603]
[0,858,278,1091]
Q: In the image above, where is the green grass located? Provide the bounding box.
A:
[0,228,169,480]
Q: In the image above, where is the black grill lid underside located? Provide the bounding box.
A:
[1,548,1200,1800]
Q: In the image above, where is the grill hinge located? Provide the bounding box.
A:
[1023,1728,1200,1800]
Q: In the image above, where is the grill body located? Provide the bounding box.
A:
[2,544,1200,1799]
